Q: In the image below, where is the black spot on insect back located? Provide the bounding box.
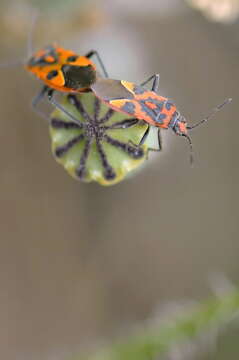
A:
[62,64,96,90]
[47,70,58,80]
[27,47,59,67]
[67,55,78,62]
[122,101,136,114]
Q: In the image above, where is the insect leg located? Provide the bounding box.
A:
[127,124,150,149]
[85,50,109,78]
[67,94,93,123]
[157,128,162,150]
[147,128,162,152]
[139,125,150,146]
[32,85,51,121]
[105,118,139,130]
[140,74,160,92]
[128,125,162,157]
[47,90,84,127]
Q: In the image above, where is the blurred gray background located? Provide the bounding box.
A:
[0,0,238,359]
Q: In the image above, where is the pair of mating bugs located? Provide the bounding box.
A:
[3,39,229,166]
[25,44,231,165]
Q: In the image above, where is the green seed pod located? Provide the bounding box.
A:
[49,93,151,185]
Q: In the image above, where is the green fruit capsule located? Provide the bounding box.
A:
[49,93,150,185]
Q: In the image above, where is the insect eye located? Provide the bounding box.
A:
[67,55,78,62]
[47,70,58,80]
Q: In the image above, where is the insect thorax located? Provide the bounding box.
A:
[169,112,187,135]
[62,64,96,90]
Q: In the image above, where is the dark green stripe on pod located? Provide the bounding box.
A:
[49,93,152,185]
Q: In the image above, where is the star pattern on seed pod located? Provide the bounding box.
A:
[49,93,151,185]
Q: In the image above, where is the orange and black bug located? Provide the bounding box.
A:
[25,44,108,120]
[27,45,98,93]
[0,12,108,121]
[89,75,232,164]
[1,40,108,122]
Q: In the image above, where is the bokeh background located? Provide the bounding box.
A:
[0,0,239,359]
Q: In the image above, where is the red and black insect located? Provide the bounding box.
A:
[22,30,231,165]
[90,75,231,164]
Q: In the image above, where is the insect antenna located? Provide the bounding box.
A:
[182,133,194,166]
[27,9,39,59]
[0,9,39,68]
[187,98,232,130]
